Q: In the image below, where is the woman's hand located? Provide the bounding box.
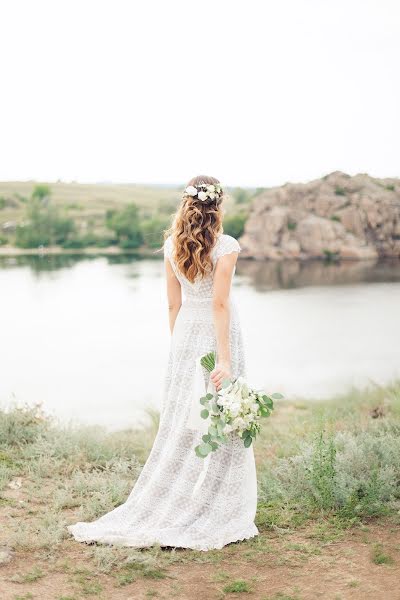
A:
[210,361,231,391]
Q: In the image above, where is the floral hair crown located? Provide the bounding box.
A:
[183,181,223,202]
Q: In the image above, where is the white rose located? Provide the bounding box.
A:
[207,184,215,193]
[185,185,198,197]
[208,192,216,200]
[232,417,246,430]
[198,191,208,201]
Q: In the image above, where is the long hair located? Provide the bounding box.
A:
[164,175,224,283]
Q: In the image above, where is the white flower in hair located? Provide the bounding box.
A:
[208,192,216,200]
[207,184,215,193]
[185,185,198,197]
[198,191,208,201]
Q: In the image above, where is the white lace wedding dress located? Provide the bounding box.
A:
[67,233,258,551]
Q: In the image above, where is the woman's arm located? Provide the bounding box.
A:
[165,257,182,334]
[210,252,239,391]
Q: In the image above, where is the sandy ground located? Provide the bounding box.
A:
[1,518,399,600]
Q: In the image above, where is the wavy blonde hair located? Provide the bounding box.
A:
[164,175,224,283]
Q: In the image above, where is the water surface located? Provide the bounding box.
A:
[1,255,399,429]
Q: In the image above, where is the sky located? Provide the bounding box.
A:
[0,0,399,187]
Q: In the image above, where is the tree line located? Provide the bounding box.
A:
[1,184,252,250]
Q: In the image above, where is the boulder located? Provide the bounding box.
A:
[239,172,400,260]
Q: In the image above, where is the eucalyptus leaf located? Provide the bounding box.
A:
[271,392,283,400]
[206,393,214,400]
[200,409,209,419]
[202,434,211,443]
[197,442,212,457]
[244,436,253,448]
[209,425,218,437]
[263,396,274,409]
[194,445,203,458]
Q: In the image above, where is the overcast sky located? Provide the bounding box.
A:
[0,0,399,187]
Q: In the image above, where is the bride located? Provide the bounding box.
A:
[67,175,258,551]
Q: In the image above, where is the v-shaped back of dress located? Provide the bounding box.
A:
[164,233,241,302]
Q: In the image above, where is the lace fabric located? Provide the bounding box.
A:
[67,233,259,551]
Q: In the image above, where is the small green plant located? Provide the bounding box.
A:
[223,579,251,593]
[371,544,394,565]
[322,249,339,262]
[262,594,301,600]
[11,566,44,583]
[330,215,341,222]
[287,220,297,230]
[309,431,337,510]
[76,577,103,595]
[115,571,137,586]
[386,184,395,191]
[334,187,346,196]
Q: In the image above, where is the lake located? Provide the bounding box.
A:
[1,254,399,430]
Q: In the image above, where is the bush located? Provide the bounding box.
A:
[223,213,247,239]
[61,238,87,249]
[232,187,250,205]
[15,186,75,248]
[259,420,400,520]
[334,187,346,196]
[142,216,170,249]
[15,213,75,248]
[106,203,143,249]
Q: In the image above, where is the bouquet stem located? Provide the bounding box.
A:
[200,351,216,373]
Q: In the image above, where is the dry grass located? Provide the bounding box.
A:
[0,382,400,598]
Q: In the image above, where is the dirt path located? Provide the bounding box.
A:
[1,520,399,600]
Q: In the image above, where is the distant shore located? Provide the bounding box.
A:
[0,245,163,257]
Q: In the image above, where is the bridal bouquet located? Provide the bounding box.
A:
[194,352,282,459]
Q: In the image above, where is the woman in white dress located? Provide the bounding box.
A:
[67,175,258,551]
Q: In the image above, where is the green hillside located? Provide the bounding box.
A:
[0,181,254,251]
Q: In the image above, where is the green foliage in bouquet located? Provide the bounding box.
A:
[194,351,283,459]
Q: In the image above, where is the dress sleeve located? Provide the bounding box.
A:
[216,235,241,260]
[163,235,173,259]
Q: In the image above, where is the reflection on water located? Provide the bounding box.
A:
[236,258,400,291]
[2,254,400,289]
[0,254,399,429]
[0,252,159,275]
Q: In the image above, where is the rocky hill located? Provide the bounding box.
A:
[239,172,400,260]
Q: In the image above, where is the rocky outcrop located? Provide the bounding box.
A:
[239,172,400,260]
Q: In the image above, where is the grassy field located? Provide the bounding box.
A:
[0,180,250,252]
[0,180,182,215]
[0,381,399,599]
